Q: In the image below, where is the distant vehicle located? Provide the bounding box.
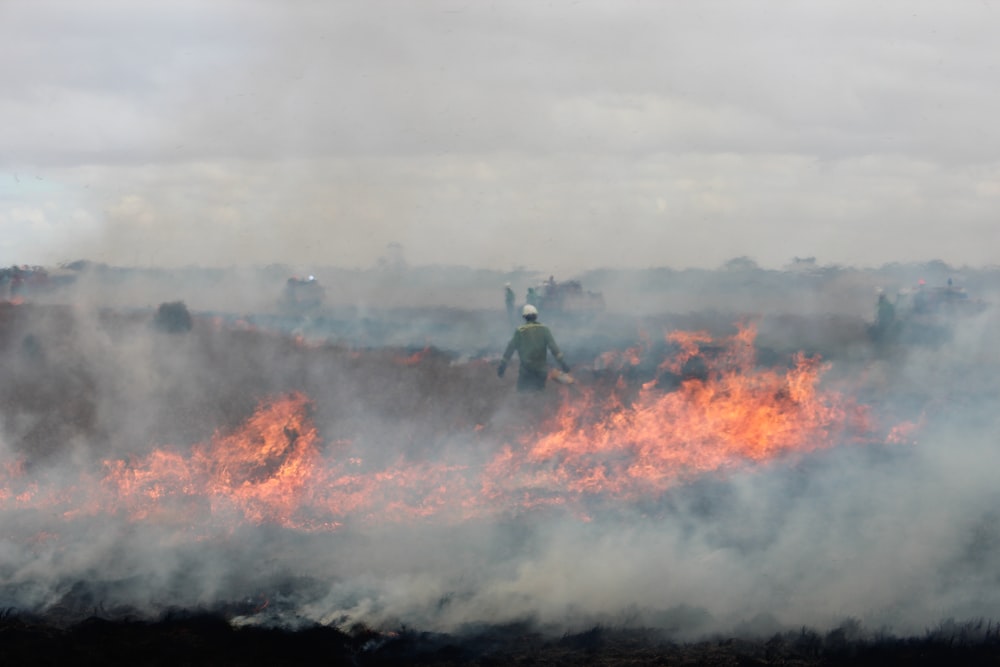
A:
[537,276,605,316]
[1,265,75,300]
[279,275,325,314]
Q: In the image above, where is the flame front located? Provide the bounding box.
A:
[493,326,870,503]
[103,392,323,529]
[3,326,882,531]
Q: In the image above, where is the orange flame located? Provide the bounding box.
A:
[102,392,323,529]
[395,346,433,366]
[95,392,477,530]
[594,331,647,372]
[489,325,872,502]
[4,325,893,532]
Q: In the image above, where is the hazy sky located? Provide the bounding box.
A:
[1,0,998,272]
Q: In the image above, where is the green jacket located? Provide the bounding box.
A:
[502,321,565,374]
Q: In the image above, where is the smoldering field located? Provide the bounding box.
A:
[2,263,1000,646]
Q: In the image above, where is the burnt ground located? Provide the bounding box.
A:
[2,611,1000,666]
[1,300,999,664]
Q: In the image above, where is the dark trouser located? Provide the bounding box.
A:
[516,367,547,392]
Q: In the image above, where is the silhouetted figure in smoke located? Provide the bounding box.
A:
[876,291,896,331]
[869,288,901,346]
[9,266,25,298]
[504,282,516,329]
[498,304,570,392]
[525,286,539,309]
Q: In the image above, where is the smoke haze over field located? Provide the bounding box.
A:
[0,265,999,640]
[3,0,1000,645]
[2,1,999,271]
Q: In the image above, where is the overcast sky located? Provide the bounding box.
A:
[1,0,998,272]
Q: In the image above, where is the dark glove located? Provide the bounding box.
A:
[559,359,571,373]
[497,361,507,378]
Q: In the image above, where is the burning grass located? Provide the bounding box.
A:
[0,306,886,532]
[4,300,993,663]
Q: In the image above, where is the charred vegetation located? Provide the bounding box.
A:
[1,262,999,663]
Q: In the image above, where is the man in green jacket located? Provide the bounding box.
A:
[498,304,571,392]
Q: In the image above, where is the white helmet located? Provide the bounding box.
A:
[522,304,538,317]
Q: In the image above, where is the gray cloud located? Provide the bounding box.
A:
[1,1,998,270]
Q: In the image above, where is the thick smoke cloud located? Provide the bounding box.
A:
[1,264,999,641]
[3,1,998,647]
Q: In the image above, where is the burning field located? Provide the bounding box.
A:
[2,279,1000,664]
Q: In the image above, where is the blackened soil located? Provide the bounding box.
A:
[2,612,999,666]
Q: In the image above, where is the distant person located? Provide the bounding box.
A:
[498,304,570,392]
[9,267,24,298]
[874,289,896,340]
[526,287,539,309]
[504,282,516,329]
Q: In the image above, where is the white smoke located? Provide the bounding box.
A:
[1,266,999,641]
